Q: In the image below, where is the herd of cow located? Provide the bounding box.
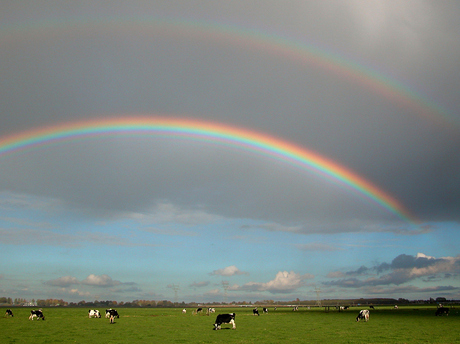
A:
[3,305,451,330]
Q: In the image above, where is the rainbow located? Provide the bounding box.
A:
[0,116,418,224]
[0,17,455,128]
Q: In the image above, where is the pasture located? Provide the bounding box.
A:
[1,306,458,343]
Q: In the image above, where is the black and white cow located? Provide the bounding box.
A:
[88,309,101,318]
[29,309,45,320]
[5,309,13,317]
[369,305,375,310]
[356,309,369,322]
[106,309,119,323]
[107,309,119,324]
[213,313,236,330]
[253,307,259,316]
[263,307,268,314]
[105,309,119,319]
[206,307,215,315]
[195,307,203,315]
[435,307,449,316]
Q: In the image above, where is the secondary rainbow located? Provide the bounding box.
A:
[0,17,454,127]
[0,116,418,223]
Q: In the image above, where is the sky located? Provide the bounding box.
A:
[0,0,459,303]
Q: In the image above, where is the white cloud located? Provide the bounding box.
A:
[128,202,222,226]
[45,276,79,287]
[209,265,249,276]
[232,271,314,294]
[81,274,121,287]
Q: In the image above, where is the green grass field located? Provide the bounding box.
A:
[1,306,458,343]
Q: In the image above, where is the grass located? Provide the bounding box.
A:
[1,306,458,343]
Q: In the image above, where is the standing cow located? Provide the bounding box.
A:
[253,307,259,316]
[106,309,119,323]
[356,309,370,322]
[5,309,13,317]
[29,309,45,320]
[213,313,236,330]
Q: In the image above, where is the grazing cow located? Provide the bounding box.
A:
[293,306,298,311]
[435,307,449,316]
[274,307,277,311]
[206,308,215,315]
[369,305,375,310]
[263,307,268,314]
[88,309,101,318]
[253,307,259,316]
[5,309,13,317]
[356,309,370,322]
[213,313,236,330]
[29,309,45,320]
[394,305,398,309]
[182,308,186,314]
[195,307,203,315]
[344,306,349,310]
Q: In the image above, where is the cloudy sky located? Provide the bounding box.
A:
[1,1,459,303]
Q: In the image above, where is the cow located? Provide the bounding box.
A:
[106,308,119,323]
[394,305,398,309]
[29,309,45,320]
[88,309,101,318]
[293,306,298,311]
[5,309,13,317]
[263,307,268,314]
[369,305,375,310]
[253,307,259,316]
[182,308,187,314]
[206,307,215,315]
[195,307,203,315]
[356,309,369,322]
[344,306,349,310]
[105,309,119,319]
[435,307,449,316]
[213,313,236,330]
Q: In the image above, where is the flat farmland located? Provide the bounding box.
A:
[1,306,458,343]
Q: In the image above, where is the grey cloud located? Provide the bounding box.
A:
[296,243,342,252]
[325,253,460,288]
[189,281,210,288]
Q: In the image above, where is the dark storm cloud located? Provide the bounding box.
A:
[0,1,459,231]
